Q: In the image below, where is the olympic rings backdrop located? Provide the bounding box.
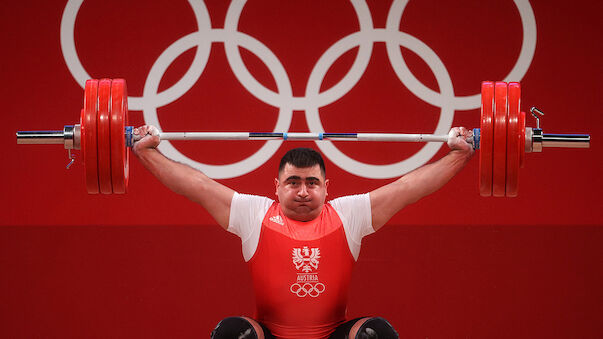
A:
[1,0,602,337]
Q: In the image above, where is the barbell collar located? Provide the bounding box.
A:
[525,127,534,153]
[63,125,82,150]
[532,128,543,152]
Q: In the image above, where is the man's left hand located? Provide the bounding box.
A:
[447,127,475,156]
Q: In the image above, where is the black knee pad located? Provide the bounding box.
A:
[210,317,258,339]
[356,317,399,339]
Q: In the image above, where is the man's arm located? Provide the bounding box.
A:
[369,127,474,231]
[132,126,235,229]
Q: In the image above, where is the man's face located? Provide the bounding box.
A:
[275,163,329,222]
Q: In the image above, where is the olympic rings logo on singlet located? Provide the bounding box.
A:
[290,282,326,298]
[61,0,536,179]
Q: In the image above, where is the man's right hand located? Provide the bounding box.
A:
[132,125,161,156]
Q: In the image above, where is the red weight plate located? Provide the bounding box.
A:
[83,79,99,194]
[479,81,494,197]
[492,82,508,197]
[110,79,129,194]
[97,79,113,194]
[519,111,526,168]
[506,82,521,197]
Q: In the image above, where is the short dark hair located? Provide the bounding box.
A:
[279,148,326,177]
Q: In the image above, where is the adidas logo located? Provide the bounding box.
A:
[269,215,284,226]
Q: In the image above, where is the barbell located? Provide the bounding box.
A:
[16,78,590,197]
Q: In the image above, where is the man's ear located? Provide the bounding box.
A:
[274,177,279,196]
[325,179,329,195]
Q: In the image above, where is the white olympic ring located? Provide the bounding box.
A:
[60,0,537,179]
[290,282,326,298]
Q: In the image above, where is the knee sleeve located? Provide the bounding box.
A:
[356,317,399,339]
[210,317,259,339]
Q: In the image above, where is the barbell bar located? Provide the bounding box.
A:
[16,79,590,196]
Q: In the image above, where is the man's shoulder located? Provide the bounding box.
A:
[234,192,275,203]
[232,192,276,214]
[327,193,370,205]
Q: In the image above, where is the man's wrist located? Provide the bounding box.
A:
[449,147,474,162]
[133,145,158,158]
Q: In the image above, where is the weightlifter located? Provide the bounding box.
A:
[133,125,474,339]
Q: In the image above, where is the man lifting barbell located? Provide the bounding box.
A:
[15,78,591,338]
[131,123,473,338]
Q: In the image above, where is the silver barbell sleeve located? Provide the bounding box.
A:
[17,130,64,144]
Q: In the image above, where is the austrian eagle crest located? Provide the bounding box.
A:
[292,246,321,272]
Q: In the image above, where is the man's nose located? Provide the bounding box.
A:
[297,184,309,197]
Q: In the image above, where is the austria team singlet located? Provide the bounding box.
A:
[228,193,374,339]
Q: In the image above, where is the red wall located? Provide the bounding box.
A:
[2,0,602,337]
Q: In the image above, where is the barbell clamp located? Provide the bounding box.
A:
[66,149,75,169]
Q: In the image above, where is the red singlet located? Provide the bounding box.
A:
[228,193,373,339]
